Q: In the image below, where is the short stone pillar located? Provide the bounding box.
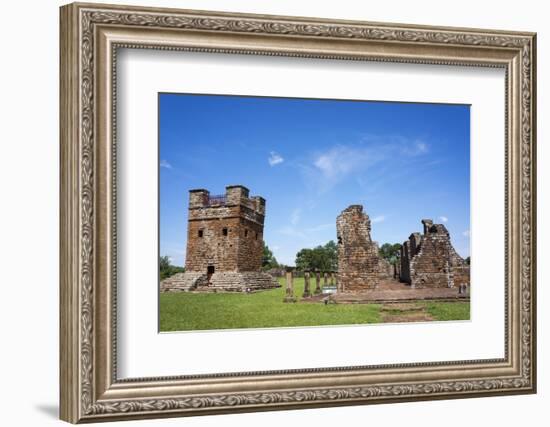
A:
[330,271,335,286]
[283,269,297,303]
[303,271,311,298]
[314,271,322,295]
[445,261,454,288]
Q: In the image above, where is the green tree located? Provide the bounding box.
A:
[323,240,338,270]
[159,255,185,280]
[295,241,338,272]
[465,256,471,265]
[159,255,171,271]
[378,243,402,265]
[262,243,279,270]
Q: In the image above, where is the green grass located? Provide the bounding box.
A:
[425,301,471,321]
[159,277,470,332]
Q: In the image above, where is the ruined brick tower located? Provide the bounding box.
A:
[161,185,280,292]
[336,205,380,292]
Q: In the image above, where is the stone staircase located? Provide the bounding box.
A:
[160,272,207,292]
[208,272,280,292]
[160,271,280,292]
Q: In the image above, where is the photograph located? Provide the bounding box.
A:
[158,93,471,332]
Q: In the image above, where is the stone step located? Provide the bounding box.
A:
[161,271,280,292]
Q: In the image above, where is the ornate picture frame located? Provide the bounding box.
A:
[60,2,536,423]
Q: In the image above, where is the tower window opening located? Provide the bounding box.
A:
[222,228,228,236]
[198,229,203,238]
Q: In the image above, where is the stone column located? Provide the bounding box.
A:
[302,271,311,298]
[330,271,335,286]
[445,261,454,288]
[283,269,297,303]
[314,271,322,295]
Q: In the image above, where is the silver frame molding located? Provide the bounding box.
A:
[60,2,537,423]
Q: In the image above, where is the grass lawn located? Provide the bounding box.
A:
[425,301,471,321]
[159,277,470,332]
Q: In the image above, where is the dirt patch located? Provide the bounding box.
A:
[380,303,424,312]
[380,302,434,323]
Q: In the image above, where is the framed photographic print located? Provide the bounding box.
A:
[60,2,537,423]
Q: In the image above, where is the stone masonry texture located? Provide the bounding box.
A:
[399,219,470,288]
[161,185,280,292]
[336,205,380,292]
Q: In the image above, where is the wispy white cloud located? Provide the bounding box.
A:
[305,223,334,233]
[308,145,386,192]
[277,225,306,239]
[462,229,470,237]
[290,208,301,226]
[305,137,429,193]
[371,215,385,223]
[268,151,284,166]
[439,216,449,223]
[277,222,334,241]
[313,145,380,181]
[160,159,172,169]
[401,140,429,156]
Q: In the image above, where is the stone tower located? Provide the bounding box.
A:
[186,185,265,273]
[336,205,380,292]
[161,185,280,292]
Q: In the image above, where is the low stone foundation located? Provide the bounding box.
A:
[160,272,207,292]
[161,271,280,292]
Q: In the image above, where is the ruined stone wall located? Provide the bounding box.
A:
[410,223,454,288]
[452,265,471,288]
[400,242,411,283]
[399,219,470,288]
[393,260,401,279]
[378,257,393,278]
[336,205,379,292]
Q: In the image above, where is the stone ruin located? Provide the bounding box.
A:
[161,188,469,294]
[378,256,394,279]
[399,219,470,288]
[161,185,280,292]
[336,206,468,293]
[336,205,385,292]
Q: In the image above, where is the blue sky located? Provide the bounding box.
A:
[159,93,470,266]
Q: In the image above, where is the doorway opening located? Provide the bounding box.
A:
[207,265,215,283]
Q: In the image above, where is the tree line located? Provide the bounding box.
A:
[268,241,402,272]
[161,241,403,279]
